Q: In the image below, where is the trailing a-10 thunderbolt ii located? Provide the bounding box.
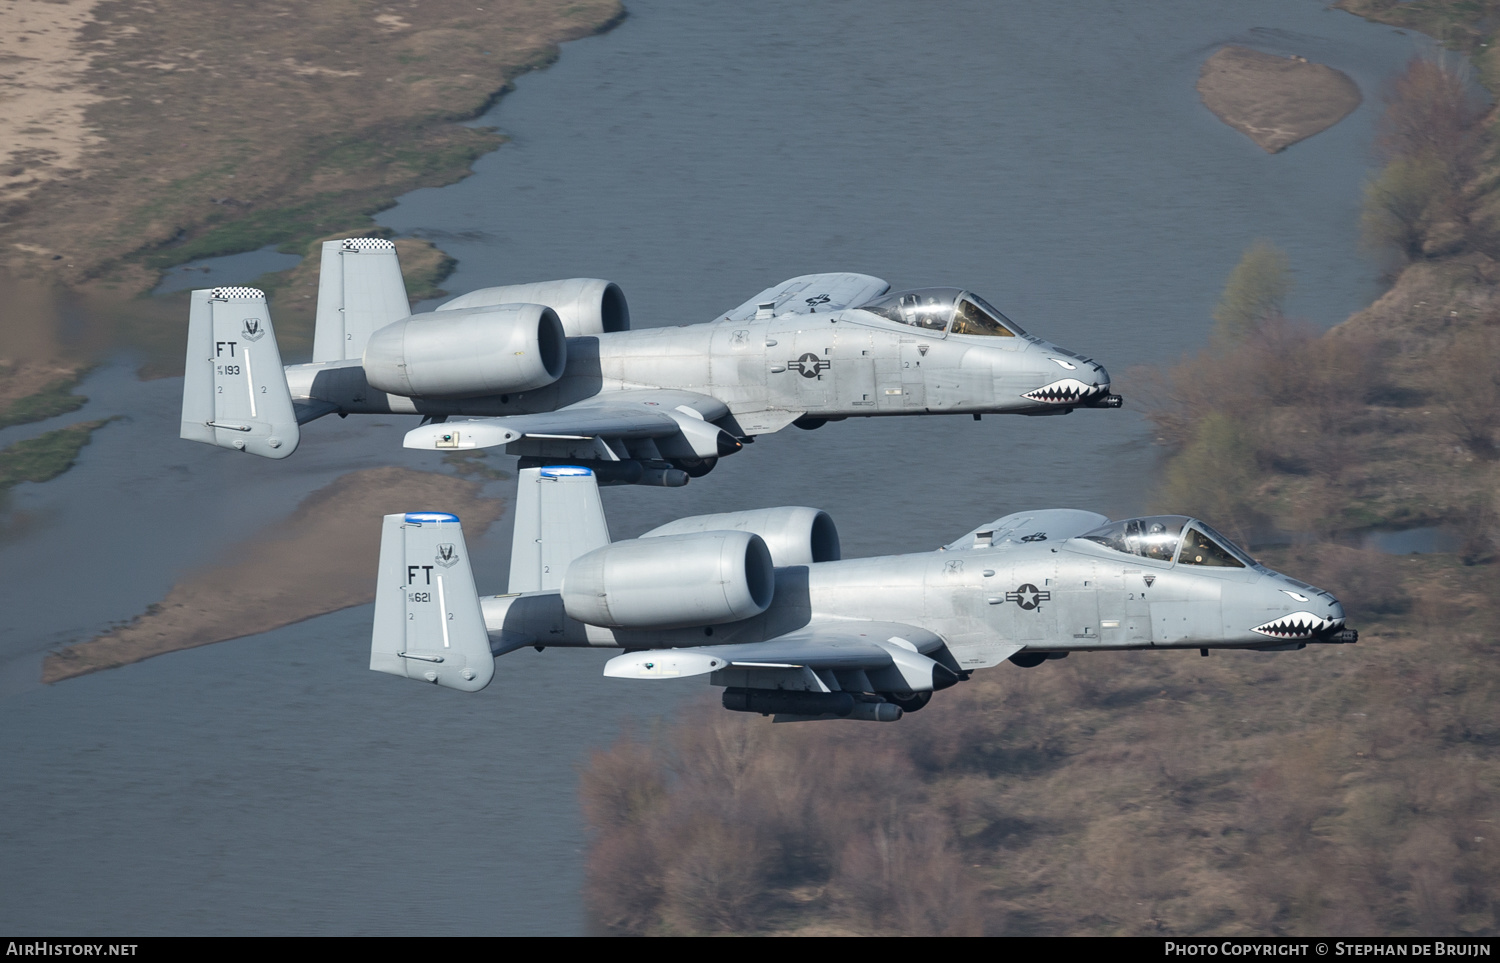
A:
[369,467,1357,722]
[180,237,1121,485]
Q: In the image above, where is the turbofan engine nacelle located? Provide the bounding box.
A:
[640,507,840,567]
[561,530,774,629]
[362,304,566,398]
[437,278,629,337]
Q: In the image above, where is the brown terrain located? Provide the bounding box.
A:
[0,1,603,681]
[0,0,624,410]
[1,0,624,289]
[1198,46,1362,153]
[42,466,504,682]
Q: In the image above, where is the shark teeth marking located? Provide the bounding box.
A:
[1022,378,1102,405]
[1252,611,1342,639]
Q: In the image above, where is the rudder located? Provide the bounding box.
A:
[180,286,299,458]
[371,512,494,692]
[313,237,411,363]
[508,466,611,593]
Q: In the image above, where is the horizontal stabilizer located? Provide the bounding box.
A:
[293,399,340,425]
[371,511,493,692]
[180,287,299,459]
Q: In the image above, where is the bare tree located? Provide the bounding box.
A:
[1378,54,1486,184]
[1365,54,1489,259]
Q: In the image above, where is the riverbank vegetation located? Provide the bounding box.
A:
[0,370,87,430]
[0,419,111,494]
[583,549,1496,936]
[578,15,1500,939]
[0,0,624,446]
[1142,49,1499,559]
[1,0,624,294]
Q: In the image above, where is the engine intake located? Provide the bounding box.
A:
[640,507,840,567]
[363,304,566,398]
[562,530,774,629]
[437,278,629,337]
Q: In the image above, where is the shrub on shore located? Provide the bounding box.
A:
[1362,55,1489,261]
[1213,240,1292,345]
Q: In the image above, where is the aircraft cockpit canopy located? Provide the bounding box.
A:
[857,288,1025,337]
[1078,516,1254,568]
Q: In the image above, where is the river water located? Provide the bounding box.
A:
[0,0,1420,935]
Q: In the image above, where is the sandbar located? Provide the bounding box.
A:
[1198,46,1362,153]
[42,466,504,682]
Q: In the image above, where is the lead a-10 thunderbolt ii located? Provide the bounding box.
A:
[180,237,1121,485]
[369,467,1356,722]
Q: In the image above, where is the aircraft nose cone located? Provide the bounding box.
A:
[1286,578,1342,620]
[1250,579,1346,641]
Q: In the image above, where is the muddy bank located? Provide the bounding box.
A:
[42,467,504,682]
[1,0,622,464]
[1198,46,1362,153]
[1,0,625,294]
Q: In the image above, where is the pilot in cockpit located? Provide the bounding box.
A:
[1140,521,1177,561]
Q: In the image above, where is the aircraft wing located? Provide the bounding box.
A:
[721,273,890,322]
[943,508,1110,552]
[402,388,736,454]
[603,620,951,682]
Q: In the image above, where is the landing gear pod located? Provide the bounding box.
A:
[437,279,629,337]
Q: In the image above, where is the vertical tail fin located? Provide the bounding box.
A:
[508,466,611,593]
[371,512,494,692]
[312,237,411,363]
[180,286,299,458]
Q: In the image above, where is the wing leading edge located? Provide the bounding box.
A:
[402,389,734,453]
[604,620,958,691]
[944,508,1111,552]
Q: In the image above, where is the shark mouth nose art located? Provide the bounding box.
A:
[1022,378,1105,405]
[1252,612,1344,639]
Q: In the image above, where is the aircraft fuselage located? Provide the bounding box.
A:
[284,309,1114,435]
[483,534,1349,670]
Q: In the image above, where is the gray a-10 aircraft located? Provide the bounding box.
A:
[181,237,1121,485]
[370,466,1356,722]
